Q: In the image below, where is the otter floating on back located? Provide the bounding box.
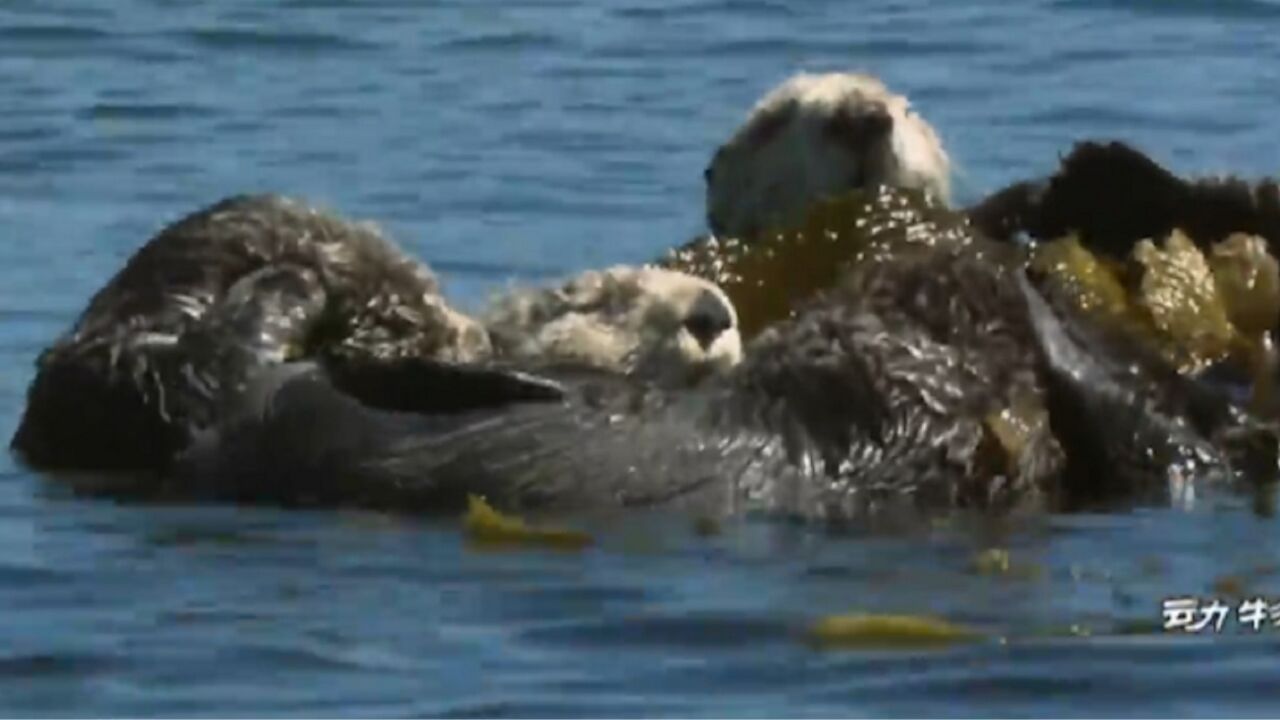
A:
[166,187,1274,522]
[483,265,742,388]
[10,193,744,475]
[13,146,1273,520]
[705,72,952,240]
[11,194,497,472]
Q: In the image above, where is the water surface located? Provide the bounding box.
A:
[3,0,1280,716]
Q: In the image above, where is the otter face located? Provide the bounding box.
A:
[484,266,742,386]
[705,72,952,240]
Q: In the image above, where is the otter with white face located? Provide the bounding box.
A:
[483,266,742,386]
[705,72,952,240]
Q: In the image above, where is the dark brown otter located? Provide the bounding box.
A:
[167,190,1272,522]
[966,140,1280,259]
[17,187,1270,522]
[10,194,497,472]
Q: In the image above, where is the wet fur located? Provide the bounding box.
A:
[1017,272,1239,507]
[482,265,743,387]
[21,186,1269,522]
[178,197,1277,521]
[11,194,489,471]
[705,72,952,239]
[968,140,1280,258]
[169,211,1076,523]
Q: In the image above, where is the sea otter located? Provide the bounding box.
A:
[167,189,1272,522]
[705,72,952,240]
[483,265,742,388]
[10,194,742,474]
[11,194,496,472]
[966,140,1280,258]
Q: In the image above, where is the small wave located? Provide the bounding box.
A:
[78,102,214,123]
[613,0,796,20]
[713,35,1004,59]
[1053,0,1280,18]
[469,584,655,624]
[437,31,566,53]
[0,24,118,59]
[213,640,410,674]
[437,696,699,718]
[0,563,69,586]
[0,144,132,175]
[1009,105,1256,135]
[809,636,1277,716]
[519,611,796,650]
[0,651,121,680]
[0,126,64,144]
[269,104,367,120]
[179,28,381,55]
[0,25,111,44]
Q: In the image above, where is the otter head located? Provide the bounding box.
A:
[705,72,952,240]
[484,266,742,386]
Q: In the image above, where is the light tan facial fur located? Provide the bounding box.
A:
[484,266,742,386]
[706,72,951,239]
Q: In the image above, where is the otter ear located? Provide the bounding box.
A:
[325,356,565,415]
[742,98,798,149]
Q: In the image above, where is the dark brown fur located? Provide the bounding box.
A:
[11,194,483,471]
[967,140,1280,259]
[176,212,1263,521]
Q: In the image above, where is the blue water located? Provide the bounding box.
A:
[3,0,1280,716]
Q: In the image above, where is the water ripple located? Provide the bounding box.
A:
[177,27,382,54]
[0,651,122,680]
[1053,0,1280,19]
[3,0,1280,716]
[78,102,214,122]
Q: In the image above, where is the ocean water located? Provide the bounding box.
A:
[2,0,1280,716]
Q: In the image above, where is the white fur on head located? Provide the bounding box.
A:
[706,72,952,240]
[483,266,743,386]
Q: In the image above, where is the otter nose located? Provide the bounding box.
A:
[683,292,735,351]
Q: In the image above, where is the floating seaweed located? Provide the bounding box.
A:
[1209,233,1280,412]
[667,187,1280,486]
[1132,230,1236,373]
[1030,230,1280,381]
[462,494,593,551]
[969,548,1044,580]
[1211,233,1280,339]
[661,185,970,339]
[807,613,981,649]
[1028,234,1130,320]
